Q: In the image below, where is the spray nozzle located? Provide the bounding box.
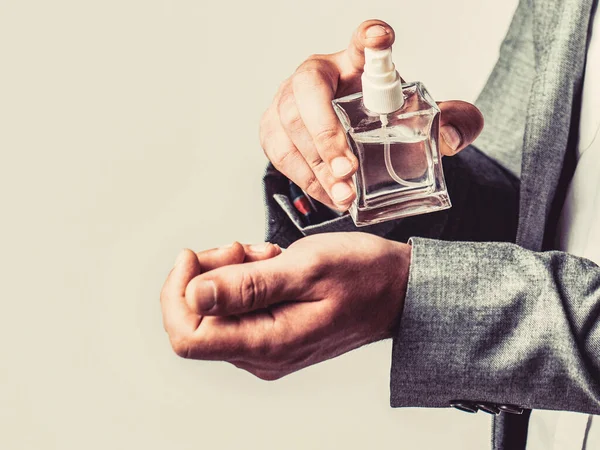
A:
[361,47,404,114]
[364,48,395,77]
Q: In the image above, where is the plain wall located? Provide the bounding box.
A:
[1,1,519,448]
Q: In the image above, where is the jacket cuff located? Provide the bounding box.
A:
[390,237,523,409]
[391,237,600,415]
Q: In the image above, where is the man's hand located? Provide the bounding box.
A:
[259,19,484,211]
[160,233,410,380]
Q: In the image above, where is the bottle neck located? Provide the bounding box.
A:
[361,71,404,114]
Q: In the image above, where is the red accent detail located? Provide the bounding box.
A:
[293,197,312,215]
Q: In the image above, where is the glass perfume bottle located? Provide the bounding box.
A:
[332,47,450,226]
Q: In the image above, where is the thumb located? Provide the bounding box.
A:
[438,101,485,156]
[340,20,396,74]
[184,256,301,316]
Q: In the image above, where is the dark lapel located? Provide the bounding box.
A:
[516,0,594,251]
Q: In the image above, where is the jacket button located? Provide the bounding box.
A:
[476,403,501,415]
[498,404,524,414]
[450,401,478,413]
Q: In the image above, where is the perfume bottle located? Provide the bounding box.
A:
[332,47,450,226]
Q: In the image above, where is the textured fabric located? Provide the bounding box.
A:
[396,0,595,448]
[557,10,600,263]
[482,0,595,447]
[527,3,600,446]
[391,237,600,413]
[260,0,599,448]
[474,0,535,178]
[515,0,594,251]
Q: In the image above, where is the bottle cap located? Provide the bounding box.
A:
[361,47,404,114]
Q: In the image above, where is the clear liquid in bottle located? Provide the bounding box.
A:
[333,82,450,226]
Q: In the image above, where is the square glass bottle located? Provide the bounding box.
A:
[332,49,450,226]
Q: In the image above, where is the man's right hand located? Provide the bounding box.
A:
[259,19,484,211]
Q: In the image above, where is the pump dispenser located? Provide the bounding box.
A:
[332,46,451,226]
[361,48,404,114]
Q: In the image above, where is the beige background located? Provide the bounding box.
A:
[1,1,518,448]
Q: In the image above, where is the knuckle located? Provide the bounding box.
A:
[270,147,297,172]
[312,159,334,179]
[277,98,303,133]
[303,151,324,169]
[292,64,327,89]
[239,271,266,311]
[305,156,324,170]
[313,127,340,148]
[302,174,322,197]
[293,57,337,88]
[302,251,328,280]
[296,58,322,73]
[280,110,303,133]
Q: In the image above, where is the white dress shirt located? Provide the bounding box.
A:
[527,7,600,450]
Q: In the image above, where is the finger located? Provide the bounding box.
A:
[185,256,303,316]
[191,297,327,363]
[277,81,352,209]
[292,60,357,209]
[242,242,283,262]
[194,242,282,270]
[260,104,334,207]
[338,20,396,75]
[194,242,246,272]
[186,309,275,361]
[438,101,484,156]
[160,249,202,341]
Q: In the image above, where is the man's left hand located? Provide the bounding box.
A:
[160,233,410,380]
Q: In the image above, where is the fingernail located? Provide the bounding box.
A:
[220,242,234,249]
[331,182,354,203]
[174,249,187,266]
[249,243,269,253]
[365,25,389,38]
[193,280,216,312]
[441,125,462,152]
[331,157,353,178]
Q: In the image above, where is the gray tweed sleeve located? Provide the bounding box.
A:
[391,237,600,414]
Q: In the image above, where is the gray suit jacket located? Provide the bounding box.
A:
[261,0,599,448]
